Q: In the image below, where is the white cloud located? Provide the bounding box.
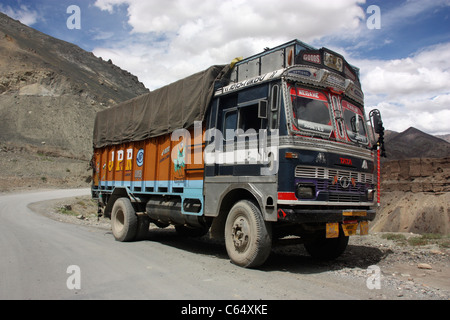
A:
[95,0,366,38]
[0,4,39,26]
[359,43,450,135]
[93,0,367,90]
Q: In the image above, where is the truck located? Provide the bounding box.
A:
[91,39,385,268]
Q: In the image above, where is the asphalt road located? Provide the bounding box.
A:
[0,189,403,301]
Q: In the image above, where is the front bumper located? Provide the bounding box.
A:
[277,207,376,224]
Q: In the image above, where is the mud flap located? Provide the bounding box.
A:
[341,223,358,236]
[326,223,339,239]
[326,220,370,238]
[359,221,369,235]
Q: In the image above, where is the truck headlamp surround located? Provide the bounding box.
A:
[296,183,316,199]
[366,189,375,202]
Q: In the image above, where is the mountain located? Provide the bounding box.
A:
[0,12,149,160]
[384,127,450,160]
[436,134,450,144]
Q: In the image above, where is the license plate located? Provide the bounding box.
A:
[343,210,367,217]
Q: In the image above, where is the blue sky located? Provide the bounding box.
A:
[1,0,450,135]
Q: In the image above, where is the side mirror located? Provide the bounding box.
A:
[369,109,383,134]
[369,109,386,157]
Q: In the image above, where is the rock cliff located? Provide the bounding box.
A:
[382,158,449,193]
[373,158,450,234]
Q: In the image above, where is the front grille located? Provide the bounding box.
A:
[294,166,326,179]
[329,193,361,203]
[295,166,374,184]
[295,165,374,203]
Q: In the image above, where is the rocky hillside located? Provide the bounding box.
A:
[382,158,449,193]
[384,127,450,160]
[372,128,450,234]
[0,12,149,160]
[372,129,450,235]
[436,134,450,144]
[0,12,149,191]
[372,157,450,234]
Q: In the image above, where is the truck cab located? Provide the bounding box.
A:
[203,40,383,266]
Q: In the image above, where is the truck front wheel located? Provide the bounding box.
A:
[224,200,272,268]
[111,197,138,242]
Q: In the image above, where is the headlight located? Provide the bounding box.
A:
[296,184,316,199]
[366,189,375,201]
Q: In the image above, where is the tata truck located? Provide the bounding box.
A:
[91,39,385,268]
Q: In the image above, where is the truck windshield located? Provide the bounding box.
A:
[342,100,369,144]
[289,85,332,135]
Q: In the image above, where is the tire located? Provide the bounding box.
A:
[111,197,138,242]
[224,200,272,268]
[304,227,349,261]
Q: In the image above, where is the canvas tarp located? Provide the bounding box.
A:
[93,65,228,149]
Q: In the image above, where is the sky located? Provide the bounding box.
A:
[1,0,450,135]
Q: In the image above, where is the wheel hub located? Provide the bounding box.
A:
[231,217,249,252]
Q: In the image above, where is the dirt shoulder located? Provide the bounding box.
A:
[335,233,450,299]
[32,194,450,300]
[0,142,92,193]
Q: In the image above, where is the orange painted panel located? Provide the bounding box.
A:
[157,135,171,182]
[133,141,145,184]
[143,139,157,182]
[123,144,134,185]
[106,147,115,183]
[93,124,206,189]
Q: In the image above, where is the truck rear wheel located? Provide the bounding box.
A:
[224,200,272,268]
[304,228,349,261]
[111,197,138,242]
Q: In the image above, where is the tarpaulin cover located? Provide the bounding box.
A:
[93,65,227,148]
